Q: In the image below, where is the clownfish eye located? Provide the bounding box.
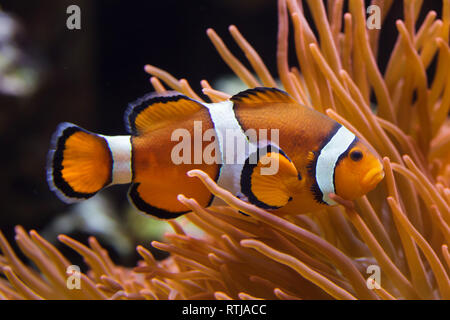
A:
[350,150,363,161]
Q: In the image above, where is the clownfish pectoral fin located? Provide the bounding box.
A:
[47,123,113,203]
[240,147,302,210]
[230,87,296,107]
[124,91,204,135]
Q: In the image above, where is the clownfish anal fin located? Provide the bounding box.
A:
[124,92,204,135]
[128,183,188,219]
[240,148,301,210]
[231,87,296,107]
[127,163,216,219]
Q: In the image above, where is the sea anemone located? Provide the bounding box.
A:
[0,0,449,300]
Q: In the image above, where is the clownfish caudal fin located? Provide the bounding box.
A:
[47,123,132,203]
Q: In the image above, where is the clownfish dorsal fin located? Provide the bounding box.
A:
[230,87,296,107]
[124,91,204,135]
[240,146,303,210]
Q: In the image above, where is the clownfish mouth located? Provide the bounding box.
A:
[362,167,385,191]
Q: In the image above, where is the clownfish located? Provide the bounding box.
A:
[47,87,384,218]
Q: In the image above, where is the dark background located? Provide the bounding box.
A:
[0,0,442,267]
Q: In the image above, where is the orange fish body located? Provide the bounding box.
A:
[47,88,384,219]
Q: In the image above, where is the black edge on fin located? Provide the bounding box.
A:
[238,210,250,217]
[240,144,287,210]
[128,183,188,219]
[47,122,108,203]
[230,87,295,105]
[124,91,202,135]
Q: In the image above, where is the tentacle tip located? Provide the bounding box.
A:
[150,240,159,247]
[87,236,97,244]
[187,169,201,178]
[436,38,445,46]
[329,193,355,210]
[402,154,411,161]
[324,108,334,114]
[14,225,24,233]
[143,64,152,72]
[2,266,12,273]
[386,196,396,205]
[239,239,251,247]
[338,69,348,77]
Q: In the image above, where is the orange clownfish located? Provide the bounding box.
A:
[47,87,384,219]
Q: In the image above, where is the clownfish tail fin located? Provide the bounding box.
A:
[47,122,114,203]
